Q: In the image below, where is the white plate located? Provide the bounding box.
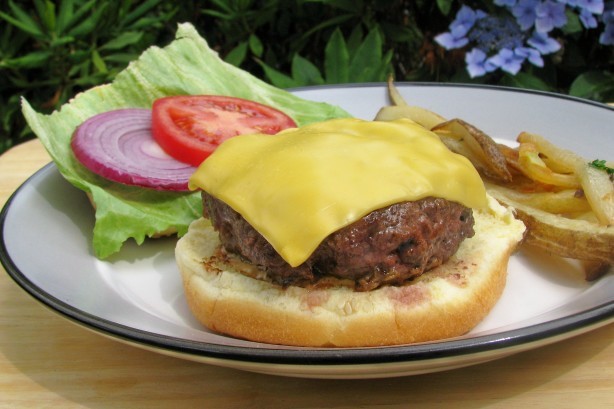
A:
[1,84,613,379]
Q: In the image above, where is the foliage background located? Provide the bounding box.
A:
[1,0,612,154]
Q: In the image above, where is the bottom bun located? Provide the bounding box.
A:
[175,196,525,347]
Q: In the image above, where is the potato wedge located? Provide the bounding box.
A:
[581,260,612,281]
[433,119,512,182]
[488,188,614,265]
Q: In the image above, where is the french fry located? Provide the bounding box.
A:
[376,76,447,129]
[516,142,581,188]
[386,74,409,106]
[374,105,447,130]
[517,132,582,172]
[574,161,614,226]
[486,184,591,214]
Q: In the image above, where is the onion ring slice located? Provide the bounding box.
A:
[71,108,197,191]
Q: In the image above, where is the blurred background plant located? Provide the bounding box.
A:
[1,0,612,154]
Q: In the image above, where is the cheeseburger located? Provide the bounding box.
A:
[176,118,525,347]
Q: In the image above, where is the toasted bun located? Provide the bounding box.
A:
[175,196,525,347]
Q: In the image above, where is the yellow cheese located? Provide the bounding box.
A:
[190,118,487,267]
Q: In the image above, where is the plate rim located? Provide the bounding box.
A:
[1,83,613,368]
[289,81,614,112]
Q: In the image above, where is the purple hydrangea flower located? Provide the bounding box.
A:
[527,31,562,53]
[487,48,526,74]
[580,8,599,27]
[468,15,526,52]
[450,5,485,37]
[512,0,540,30]
[434,6,487,50]
[434,32,469,50]
[576,0,605,14]
[535,1,568,32]
[465,48,498,77]
[495,0,518,6]
[515,46,545,66]
[600,21,614,44]
[435,0,612,78]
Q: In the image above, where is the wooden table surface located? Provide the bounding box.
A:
[0,139,612,408]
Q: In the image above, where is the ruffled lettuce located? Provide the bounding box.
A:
[22,23,350,259]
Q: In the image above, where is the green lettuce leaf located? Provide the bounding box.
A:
[22,23,350,259]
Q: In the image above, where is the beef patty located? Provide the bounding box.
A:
[202,192,475,291]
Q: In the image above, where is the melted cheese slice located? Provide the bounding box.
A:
[190,118,487,267]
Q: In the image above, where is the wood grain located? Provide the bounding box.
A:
[0,139,612,408]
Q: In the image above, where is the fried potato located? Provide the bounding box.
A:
[516,142,581,188]
[488,188,614,266]
[517,132,581,172]
[379,80,613,280]
[486,184,591,214]
[574,161,614,226]
[432,119,512,182]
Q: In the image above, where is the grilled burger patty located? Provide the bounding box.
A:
[202,192,476,291]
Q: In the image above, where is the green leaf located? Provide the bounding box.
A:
[62,0,96,33]
[100,32,144,51]
[589,159,614,175]
[130,16,168,30]
[224,41,248,66]
[33,0,56,32]
[380,23,415,42]
[297,13,354,44]
[204,0,235,14]
[67,49,90,64]
[104,53,141,64]
[501,72,551,92]
[304,0,363,13]
[372,49,393,81]
[249,34,263,57]
[0,6,43,37]
[346,25,363,55]
[256,59,300,88]
[124,0,164,27]
[8,0,44,34]
[348,28,383,81]
[324,28,349,83]
[56,0,74,34]
[4,50,53,69]
[569,71,614,100]
[91,49,108,73]
[201,9,233,20]
[562,9,582,34]
[68,2,107,37]
[50,35,75,47]
[291,54,325,86]
[436,0,454,16]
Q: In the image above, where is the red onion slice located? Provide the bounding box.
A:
[71,109,196,191]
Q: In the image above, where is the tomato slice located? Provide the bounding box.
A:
[151,95,297,166]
